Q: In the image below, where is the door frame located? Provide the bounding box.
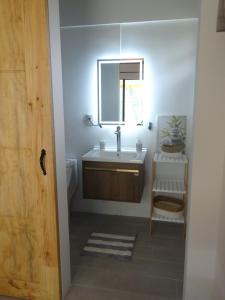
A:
[48,0,71,297]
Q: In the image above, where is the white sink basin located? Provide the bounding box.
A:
[82,147,147,164]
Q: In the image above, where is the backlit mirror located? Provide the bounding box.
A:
[98,58,144,125]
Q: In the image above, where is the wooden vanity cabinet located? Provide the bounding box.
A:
[83,161,145,203]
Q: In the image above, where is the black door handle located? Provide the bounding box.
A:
[40,149,47,175]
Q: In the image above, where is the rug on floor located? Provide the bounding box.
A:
[81,232,136,260]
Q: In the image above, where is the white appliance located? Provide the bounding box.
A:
[66,158,78,210]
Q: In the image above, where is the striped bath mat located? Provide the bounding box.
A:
[81,232,136,260]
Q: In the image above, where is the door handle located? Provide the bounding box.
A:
[40,149,47,175]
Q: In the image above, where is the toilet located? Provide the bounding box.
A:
[66,158,78,210]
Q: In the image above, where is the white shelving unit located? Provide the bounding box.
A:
[153,153,188,164]
[152,178,186,194]
[150,152,188,231]
[151,213,185,224]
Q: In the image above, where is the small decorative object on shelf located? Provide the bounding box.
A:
[157,115,186,157]
[136,138,143,153]
[99,140,106,151]
[150,151,188,234]
[153,196,184,221]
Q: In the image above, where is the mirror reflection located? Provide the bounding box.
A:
[98,59,144,125]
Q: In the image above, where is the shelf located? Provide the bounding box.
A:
[153,153,188,164]
[151,213,185,224]
[152,178,186,194]
[150,152,188,230]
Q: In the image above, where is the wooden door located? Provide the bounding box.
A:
[0,1,61,299]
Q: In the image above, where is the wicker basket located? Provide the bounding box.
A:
[153,196,184,219]
[161,144,184,153]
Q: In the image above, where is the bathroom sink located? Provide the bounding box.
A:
[82,147,147,164]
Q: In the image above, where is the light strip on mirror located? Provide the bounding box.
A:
[98,58,144,126]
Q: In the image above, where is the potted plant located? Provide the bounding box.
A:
[160,116,186,154]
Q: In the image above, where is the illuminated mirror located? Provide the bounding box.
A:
[98,58,144,125]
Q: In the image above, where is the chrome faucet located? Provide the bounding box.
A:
[114,126,121,155]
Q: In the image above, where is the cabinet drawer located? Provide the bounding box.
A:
[83,161,144,203]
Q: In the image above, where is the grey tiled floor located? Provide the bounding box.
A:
[0,214,184,300]
[67,213,185,300]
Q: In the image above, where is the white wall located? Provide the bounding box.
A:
[59,0,200,27]
[213,154,225,300]
[48,0,71,297]
[184,0,225,299]
[61,19,198,217]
